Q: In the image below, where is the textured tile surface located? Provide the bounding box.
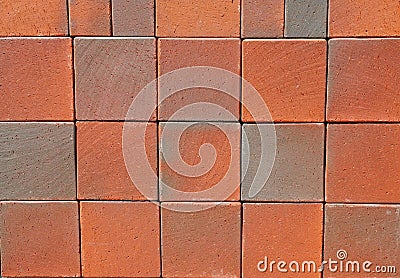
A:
[0,0,68,36]
[156,0,240,37]
[75,38,156,120]
[0,38,74,121]
[159,123,240,201]
[241,0,284,38]
[324,205,400,277]
[242,124,324,201]
[242,39,327,122]
[161,202,241,277]
[326,124,400,203]
[0,123,76,200]
[112,0,154,36]
[0,202,80,277]
[327,39,400,122]
[285,0,327,37]
[77,122,157,200]
[69,0,111,36]
[243,203,323,277]
[329,0,400,37]
[80,202,160,277]
[158,38,240,121]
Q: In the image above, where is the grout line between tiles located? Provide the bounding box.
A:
[109,0,113,35]
[2,200,398,205]
[2,35,400,39]
[71,36,83,277]
[66,0,70,36]
[321,0,329,278]
[283,0,287,37]
[155,28,164,277]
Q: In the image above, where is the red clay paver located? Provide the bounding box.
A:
[242,39,326,122]
[77,122,158,200]
[0,0,68,36]
[329,0,400,37]
[161,202,241,277]
[158,38,241,121]
[156,0,240,37]
[80,201,160,277]
[326,124,400,203]
[69,0,111,36]
[0,38,73,121]
[0,202,80,277]
[324,204,400,277]
[243,203,323,277]
[159,122,240,201]
[327,39,400,122]
[241,0,284,38]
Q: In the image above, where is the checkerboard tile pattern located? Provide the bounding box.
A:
[1,1,400,277]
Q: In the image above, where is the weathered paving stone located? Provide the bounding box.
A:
[0,123,76,200]
[241,0,284,38]
[285,0,327,37]
[112,0,154,36]
[324,204,400,277]
[242,124,324,201]
[74,38,156,120]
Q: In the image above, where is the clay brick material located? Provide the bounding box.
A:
[69,0,111,36]
[75,38,156,120]
[326,124,400,203]
[80,202,160,277]
[0,123,76,200]
[161,202,241,277]
[112,0,154,36]
[156,0,240,37]
[0,202,80,277]
[77,122,157,200]
[159,123,240,201]
[327,39,400,122]
[0,0,68,36]
[158,39,240,121]
[243,203,323,277]
[329,0,400,37]
[0,38,73,121]
[324,205,400,277]
[242,124,324,201]
[285,0,327,38]
[241,0,284,38]
[242,39,326,122]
